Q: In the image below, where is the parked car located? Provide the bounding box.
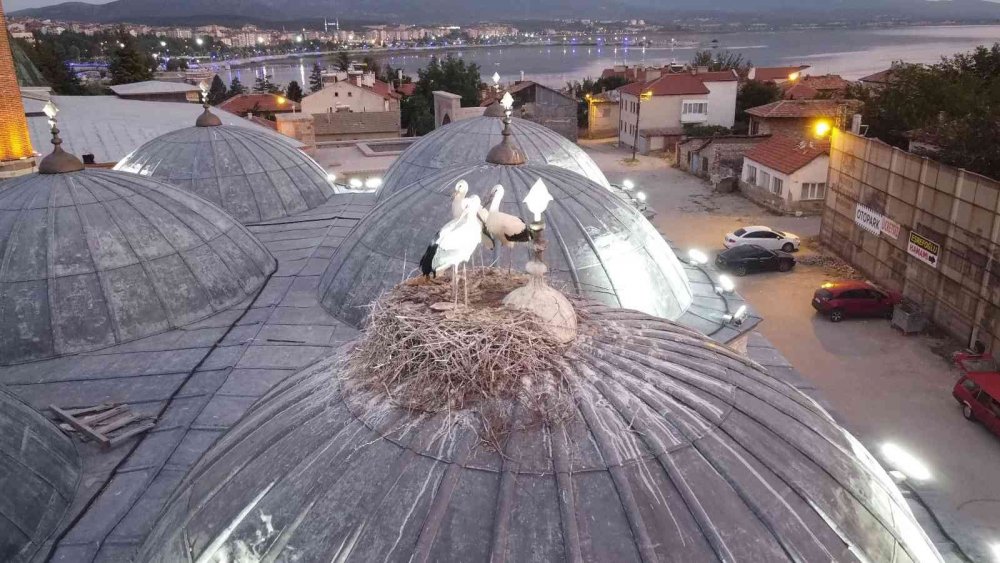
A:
[715,245,795,276]
[811,280,901,322]
[724,225,801,252]
[952,353,1000,438]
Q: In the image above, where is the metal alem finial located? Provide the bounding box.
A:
[37,100,85,174]
[485,91,526,165]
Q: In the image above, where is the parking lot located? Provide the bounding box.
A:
[582,141,1000,560]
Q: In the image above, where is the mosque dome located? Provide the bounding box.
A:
[0,168,275,365]
[378,115,611,201]
[137,298,941,563]
[114,114,336,224]
[0,384,80,562]
[319,162,692,327]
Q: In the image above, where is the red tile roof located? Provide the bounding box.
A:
[368,79,400,100]
[782,83,820,100]
[744,135,829,174]
[745,99,861,119]
[396,83,416,96]
[692,69,739,82]
[618,73,710,97]
[792,74,851,91]
[752,65,810,82]
[218,93,299,115]
[858,68,898,85]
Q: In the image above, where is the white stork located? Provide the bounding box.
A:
[419,195,484,305]
[484,184,533,271]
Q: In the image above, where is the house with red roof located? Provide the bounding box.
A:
[218,93,299,117]
[301,75,401,115]
[746,99,862,139]
[739,135,831,214]
[616,69,738,154]
[748,65,811,84]
[782,74,853,100]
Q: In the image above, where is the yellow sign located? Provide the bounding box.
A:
[907,231,940,268]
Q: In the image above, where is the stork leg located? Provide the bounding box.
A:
[463,262,469,306]
[452,264,459,305]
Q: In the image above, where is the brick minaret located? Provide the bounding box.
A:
[0,0,34,167]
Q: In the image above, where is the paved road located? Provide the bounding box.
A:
[583,141,1000,561]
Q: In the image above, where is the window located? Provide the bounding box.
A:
[334,92,339,97]
[746,165,757,184]
[750,120,760,135]
[802,182,827,200]
[733,228,747,237]
[348,92,353,97]
[760,171,771,189]
[772,177,783,195]
[682,101,708,115]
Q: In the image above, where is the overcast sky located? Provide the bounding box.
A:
[5,0,111,11]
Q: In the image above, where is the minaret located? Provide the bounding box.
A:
[0,0,35,177]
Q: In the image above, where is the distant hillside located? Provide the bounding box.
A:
[12,0,1000,24]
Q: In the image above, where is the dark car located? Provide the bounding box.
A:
[715,244,795,276]
[811,280,902,322]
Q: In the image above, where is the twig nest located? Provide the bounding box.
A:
[502,272,578,344]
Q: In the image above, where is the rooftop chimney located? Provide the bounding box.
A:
[0,0,36,173]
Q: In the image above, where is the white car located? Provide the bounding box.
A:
[724,225,800,252]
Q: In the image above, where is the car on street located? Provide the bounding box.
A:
[724,225,801,252]
[715,245,795,276]
[811,280,901,322]
[952,353,1000,438]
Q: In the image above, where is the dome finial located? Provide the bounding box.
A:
[37,101,85,174]
[195,85,222,127]
[485,91,526,165]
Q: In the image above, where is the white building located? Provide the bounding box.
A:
[617,70,738,154]
[739,135,830,214]
[301,78,400,114]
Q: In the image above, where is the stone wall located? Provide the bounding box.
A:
[752,117,811,140]
[678,136,770,180]
[740,180,824,214]
[822,129,1000,351]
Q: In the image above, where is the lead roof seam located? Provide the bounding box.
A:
[488,402,520,561]
[409,431,477,562]
[589,340,915,554]
[549,422,584,562]
[0,182,46,357]
[224,128,281,222]
[548,194,620,306]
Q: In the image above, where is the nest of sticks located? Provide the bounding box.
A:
[346,268,575,436]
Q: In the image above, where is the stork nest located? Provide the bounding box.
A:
[346,268,575,434]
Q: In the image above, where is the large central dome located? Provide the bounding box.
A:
[320,163,692,327]
[378,115,611,200]
[115,124,336,224]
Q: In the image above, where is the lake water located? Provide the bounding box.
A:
[221,25,1000,89]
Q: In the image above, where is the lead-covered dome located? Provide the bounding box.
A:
[319,163,692,327]
[138,298,940,563]
[114,125,336,224]
[1,384,80,562]
[0,169,275,365]
[378,116,611,201]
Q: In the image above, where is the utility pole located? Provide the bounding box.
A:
[632,90,651,161]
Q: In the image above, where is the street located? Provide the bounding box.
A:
[582,140,1000,561]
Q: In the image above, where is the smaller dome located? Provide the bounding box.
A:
[378,116,611,200]
[0,384,80,562]
[0,169,275,365]
[115,126,335,224]
[319,163,692,327]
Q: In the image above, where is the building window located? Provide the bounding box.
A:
[348,92,352,97]
[750,120,760,135]
[772,177,783,195]
[760,171,771,189]
[802,182,827,200]
[746,165,757,184]
[682,101,708,115]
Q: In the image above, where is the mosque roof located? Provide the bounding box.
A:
[320,162,693,327]
[0,168,275,365]
[137,297,942,563]
[114,124,336,224]
[378,115,611,200]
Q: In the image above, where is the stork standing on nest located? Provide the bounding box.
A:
[420,195,484,305]
[453,180,495,265]
[485,184,533,272]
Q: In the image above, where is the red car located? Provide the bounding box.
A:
[952,353,1000,438]
[811,280,901,322]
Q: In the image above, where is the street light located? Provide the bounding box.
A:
[621,179,634,190]
[687,249,708,265]
[160,40,167,47]
[814,119,832,138]
[196,37,204,46]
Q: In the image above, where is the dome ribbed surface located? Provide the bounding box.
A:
[138,299,940,563]
[0,169,275,365]
[378,116,611,201]
[0,384,80,562]
[319,163,692,327]
[114,125,335,224]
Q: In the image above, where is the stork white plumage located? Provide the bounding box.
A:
[451,180,469,219]
[485,184,533,272]
[419,195,484,305]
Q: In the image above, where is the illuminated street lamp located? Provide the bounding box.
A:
[814,119,832,138]
[195,37,204,46]
[621,179,634,190]
[160,40,167,47]
[687,249,708,265]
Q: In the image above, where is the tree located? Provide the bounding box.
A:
[253,74,281,94]
[691,50,751,76]
[229,76,246,96]
[401,94,435,136]
[285,80,304,103]
[108,29,154,85]
[735,79,782,133]
[207,74,228,105]
[309,62,324,92]
[335,49,351,71]
[31,39,82,94]
[165,57,189,71]
[414,55,481,107]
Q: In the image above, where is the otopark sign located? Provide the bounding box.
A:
[907,231,941,268]
[854,204,900,240]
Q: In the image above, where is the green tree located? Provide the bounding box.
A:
[30,39,82,94]
[415,55,481,107]
[285,80,304,103]
[207,74,228,105]
[253,74,281,94]
[401,93,435,136]
[735,79,782,133]
[335,49,351,71]
[309,62,324,92]
[108,29,155,85]
[691,50,751,76]
[229,76,246,96]
[165,57,189,71]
